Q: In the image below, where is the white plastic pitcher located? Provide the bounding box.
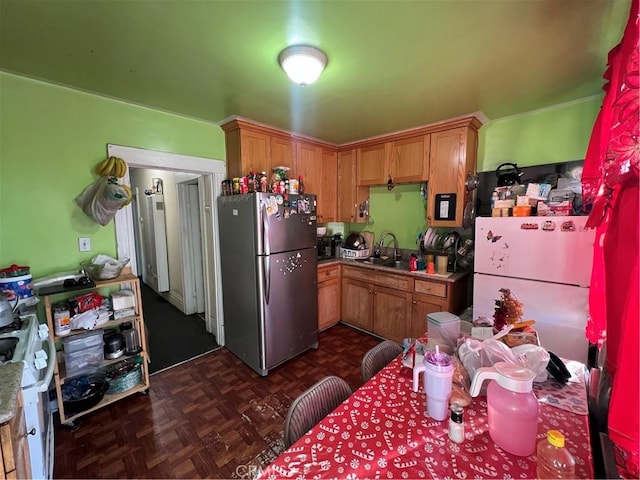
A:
[469,361,538,456]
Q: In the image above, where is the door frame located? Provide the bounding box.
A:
[177,180,205,315]
[108,144,227,344]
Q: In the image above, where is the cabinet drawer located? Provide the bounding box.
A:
[317,265,340,283]
[342,266,412,291]
[414,279,447,297]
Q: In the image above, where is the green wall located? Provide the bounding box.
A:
[0,72,225,278]
[348,96,602,248]
[1,72,603,270]
[478,96,601,172]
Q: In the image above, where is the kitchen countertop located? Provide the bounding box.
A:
[318,258,469,283]
[0,362,24,424]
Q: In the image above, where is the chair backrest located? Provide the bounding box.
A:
[283,375,352,448]
[361,340,403,382]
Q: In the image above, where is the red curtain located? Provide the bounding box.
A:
[581,0,639,476]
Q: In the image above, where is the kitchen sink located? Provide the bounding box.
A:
[361,258,410,270]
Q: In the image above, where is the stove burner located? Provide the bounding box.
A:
[0,318,23,335]
[0,337,18,363]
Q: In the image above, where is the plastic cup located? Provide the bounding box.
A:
[424,346,454,421]
[436,256,448,274]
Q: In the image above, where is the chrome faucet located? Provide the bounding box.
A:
[377,232,401,261]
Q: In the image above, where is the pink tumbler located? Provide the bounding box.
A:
[412,346,454,421]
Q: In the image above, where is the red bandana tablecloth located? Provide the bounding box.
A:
[260,357,593,479]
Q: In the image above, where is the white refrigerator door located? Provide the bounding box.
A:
[473,273,589,363]
[474,216,595,286]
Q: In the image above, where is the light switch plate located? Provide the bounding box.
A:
[78,237,91,252]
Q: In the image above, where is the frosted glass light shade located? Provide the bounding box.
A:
[278,45,327,86]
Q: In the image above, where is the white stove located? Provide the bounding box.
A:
[0,313,55,479]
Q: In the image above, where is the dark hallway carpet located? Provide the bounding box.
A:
[140,281,220,374]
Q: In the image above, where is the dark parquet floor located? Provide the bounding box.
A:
[53,323,381,479]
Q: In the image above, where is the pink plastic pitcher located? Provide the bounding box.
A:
[469,361,538,456]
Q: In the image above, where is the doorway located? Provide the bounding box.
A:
[108,144,226,345]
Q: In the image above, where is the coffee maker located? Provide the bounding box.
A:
[316,236,330,259]
[317,234,342,260]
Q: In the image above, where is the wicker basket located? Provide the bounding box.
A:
[106,360,142,394]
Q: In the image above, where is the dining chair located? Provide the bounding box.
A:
[283,375,353,448]
[361,340,403,382]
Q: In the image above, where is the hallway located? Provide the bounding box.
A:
[140,281,220,374]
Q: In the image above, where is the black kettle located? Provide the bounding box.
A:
[495,163,524,186]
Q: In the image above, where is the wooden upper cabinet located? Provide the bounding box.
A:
[356,135,430,186]
[271,136,295,172]
[338,149,368,223]
[427,123,479,227]
[222,123,271,178]
[357,143,389,185]
[318,148,338,222]
[391,135,430,183]
[295,141,322,195]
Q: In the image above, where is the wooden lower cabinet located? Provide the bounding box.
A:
[341,267,413,343]
[341,278,373,331]
[0,391,31,480]
[372,286,412,343]
[340,265,469,343]
[318,264,341,331]
[410,293,447,340]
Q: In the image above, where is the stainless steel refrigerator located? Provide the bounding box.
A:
[217,192,318,376]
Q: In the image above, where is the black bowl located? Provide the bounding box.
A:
[62,376,109,414]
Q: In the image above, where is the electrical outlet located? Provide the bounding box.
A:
[78,237,91,252]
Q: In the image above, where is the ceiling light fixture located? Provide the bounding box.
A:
[278,45,327,86]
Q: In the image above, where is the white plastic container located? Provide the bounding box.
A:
[64,345,103,377]
[62,329,104,353]
[427,312,460,351]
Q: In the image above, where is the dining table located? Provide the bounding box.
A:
[259,349,593,479]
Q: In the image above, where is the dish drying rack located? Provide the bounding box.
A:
[340,247,370,260]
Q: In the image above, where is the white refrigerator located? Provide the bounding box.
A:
[473,215,595,364]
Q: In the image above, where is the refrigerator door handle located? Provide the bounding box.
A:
[262,202,271,256]
[263,255,270,305]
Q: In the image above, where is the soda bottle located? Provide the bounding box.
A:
[298,175,305,195]
[536,430,575,479]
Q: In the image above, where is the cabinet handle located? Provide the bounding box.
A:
[26,428,36,437]
[412,300,417,304]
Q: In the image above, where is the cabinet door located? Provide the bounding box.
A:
[270,136,295,171]
[357,143,389,185]
[337,149,358,223]
[391,135,430,183]
[411,293,447,340]
[318,148,337,222]
[427,127,477,227]
[318,277,340,331]
[295,141,322,197]
[373,286,411,343]
[341,278,373,331]
[226,129,271,178]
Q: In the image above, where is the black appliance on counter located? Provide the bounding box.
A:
[317,234,342,260]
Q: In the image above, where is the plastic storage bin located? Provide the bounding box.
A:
[64,345,104,377]
[62,329,104,353]
[427,312,461,351]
